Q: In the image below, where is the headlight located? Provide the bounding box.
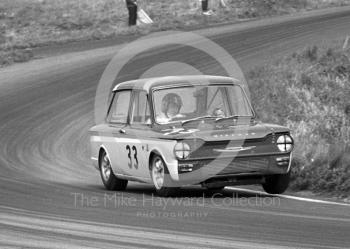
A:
[277,134,293,152]
[174,142,191,159]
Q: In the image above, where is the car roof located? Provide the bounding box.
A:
[112,75,240,92]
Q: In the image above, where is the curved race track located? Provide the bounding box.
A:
[1,8,350,249]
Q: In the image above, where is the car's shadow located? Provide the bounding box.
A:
[81,182,276,199]
[120,183,274,199]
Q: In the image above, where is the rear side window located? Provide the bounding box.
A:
[108,91,131,124]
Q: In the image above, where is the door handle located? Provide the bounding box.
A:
[119,129,126,134]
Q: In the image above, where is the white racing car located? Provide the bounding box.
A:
[90,75,294,196]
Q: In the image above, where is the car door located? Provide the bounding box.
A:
[123,90,152,180]
[106,89,133,176]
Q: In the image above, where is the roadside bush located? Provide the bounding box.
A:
[0,48,34,66]
[248,43,350,196]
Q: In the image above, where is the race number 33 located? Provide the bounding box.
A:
[126,145,138,169]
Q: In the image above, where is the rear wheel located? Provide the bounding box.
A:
[262,172,290,194]
[206,186,225,192]
[99,150,128,191]
[150,155,177,197]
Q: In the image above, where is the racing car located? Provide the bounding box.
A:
[90,75,294,196]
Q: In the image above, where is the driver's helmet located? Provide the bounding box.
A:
[161,93,183,114]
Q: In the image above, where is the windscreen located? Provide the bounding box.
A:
[152,84,253,124]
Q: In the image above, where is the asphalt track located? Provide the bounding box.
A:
[1,7,350,249]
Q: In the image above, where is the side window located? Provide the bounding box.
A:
[207,87,229,115]
[109,91,131,123]
[131,91,151,125]
[227,86,253,116]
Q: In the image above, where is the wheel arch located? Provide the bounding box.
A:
[148,149,163,171]
[98,145,110,169]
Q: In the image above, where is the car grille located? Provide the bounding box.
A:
[217,157,269,175]
[179,156,270,175]
[189,136,272,159]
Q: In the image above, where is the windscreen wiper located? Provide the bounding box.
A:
[181,116,216,126]
[215,115,253,123]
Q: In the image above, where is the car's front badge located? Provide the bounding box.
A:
[213,146,256,153]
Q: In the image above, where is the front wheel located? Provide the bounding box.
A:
[150,155,177,197]
[262,172,290,194]
[99,150,128,191]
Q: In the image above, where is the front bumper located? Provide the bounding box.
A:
[176,153,292,185]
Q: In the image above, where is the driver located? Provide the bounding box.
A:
[157,93,184,123]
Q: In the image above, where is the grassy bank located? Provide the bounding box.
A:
[247,40,350,197]
[1,0,350,66]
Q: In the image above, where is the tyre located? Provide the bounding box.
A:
[99,150,128,191]
[206,186,225,192]
[150,155,177,197]
[205,186,225,196]
[262,172,290,194]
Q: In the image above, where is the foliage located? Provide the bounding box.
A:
[248,43,350,196]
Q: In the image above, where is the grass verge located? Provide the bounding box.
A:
[247,39,350,197]
[1,0,350,66]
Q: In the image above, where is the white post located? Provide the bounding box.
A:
[220,0,227,8]
[343,36,350,50]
